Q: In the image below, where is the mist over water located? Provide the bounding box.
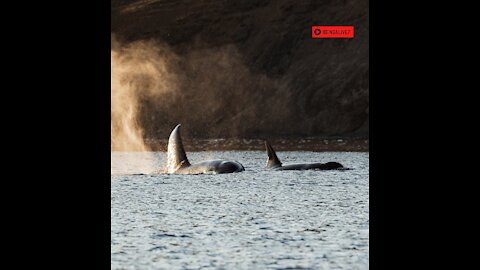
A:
[111,37,178,152]
[111,35,286,148]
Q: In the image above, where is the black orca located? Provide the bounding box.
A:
[265,141,344,170]
[166,124,245,174]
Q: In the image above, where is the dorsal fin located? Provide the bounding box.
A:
[167,124,191,173]
[265,140,282,168]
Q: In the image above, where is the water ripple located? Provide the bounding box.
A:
[111,151,369,269]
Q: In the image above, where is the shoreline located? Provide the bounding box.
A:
[113,138,369,152]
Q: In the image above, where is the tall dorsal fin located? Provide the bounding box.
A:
[265,140,282,168]
[167,124,191,173]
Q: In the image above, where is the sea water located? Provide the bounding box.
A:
[111,151,369,269]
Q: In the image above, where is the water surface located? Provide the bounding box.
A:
[111,151,369,269]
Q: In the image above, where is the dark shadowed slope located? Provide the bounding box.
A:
[111,0,368,140]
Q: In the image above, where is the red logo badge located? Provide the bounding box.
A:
[312,26,354,38]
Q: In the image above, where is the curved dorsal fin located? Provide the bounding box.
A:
[167,124,191,173]
[265,140,282,168]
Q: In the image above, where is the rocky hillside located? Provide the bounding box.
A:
[112,0,369,140]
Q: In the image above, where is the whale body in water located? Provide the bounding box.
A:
[166,124,245,174]
[264,141,344,170]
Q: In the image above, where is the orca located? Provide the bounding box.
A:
[166,124,245,174]
[265,141,344,170]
